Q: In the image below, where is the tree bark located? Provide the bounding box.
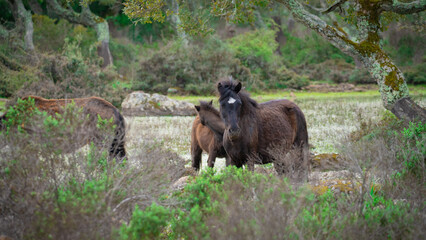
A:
[10,0,35,51]
[171,0,188,44]
[46,0,113,67]
[272,16,286,55]
[277,0,425,123]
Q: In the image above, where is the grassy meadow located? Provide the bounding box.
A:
[127,86,425,166]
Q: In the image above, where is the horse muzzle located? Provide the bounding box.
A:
[227,128,241,141]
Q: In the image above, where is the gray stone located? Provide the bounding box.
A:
[172,176,190,190]
[121,91,196,116]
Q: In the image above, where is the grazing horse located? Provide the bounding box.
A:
[191,100,230,170]
[217,80,309,177]
[1,96,126,160]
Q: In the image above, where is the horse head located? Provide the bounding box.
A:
[217,80,243,140]
[194,100,214,126]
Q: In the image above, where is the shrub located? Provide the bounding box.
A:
[403,62,426,85]
[135,38,254,94]
[1,15,127,107]
[349,68,375,84]
[32,14,97,57]
[227,28,278,67]
[398,121,425,179]
[119,204,171,240]
[0,99,186,239]
[303,59,355,83]
[281,30,353,67]
[0,64,37,97]
[5,36,127,107]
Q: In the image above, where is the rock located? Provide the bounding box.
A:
[167,87,179,94]
[121,91,196,116]
[311,153,344,170]
[172,176,190,190]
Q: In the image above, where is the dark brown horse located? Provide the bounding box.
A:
[217,80,309,176]
[191,100,230,170]
[1,96,126,160]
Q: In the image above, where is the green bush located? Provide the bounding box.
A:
[33,14,71,52]
[403,63,426,85]
[281,30,353,67]
[33,15,98,58]
[297,189,415,239]
[0,100,186,239]
[109,38,142,76]
[0,64,37,97]
[135,38,254,94]
[303,59,355,83]
[227,29,278,67]
[398,121,425,179]
[349,68,375,84]
[2,37,126,107]
[119,203,171,240]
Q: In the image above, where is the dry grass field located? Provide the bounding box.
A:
[125,88,425,170]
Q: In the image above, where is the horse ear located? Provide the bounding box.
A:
[194,105,200,112]
[208,100,213,105]
[234,82,242,93]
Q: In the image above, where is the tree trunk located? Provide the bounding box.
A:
[272,16,286,55]
[46,0,113,67]
[94,20,113,68]
[171,0,188,44]
[278,0,425,123]
[11,0,35,51]
[360,48,426,122]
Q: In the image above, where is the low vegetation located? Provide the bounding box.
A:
[1,94,424,239]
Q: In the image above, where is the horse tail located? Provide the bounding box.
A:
[111,108,126,160]
[292,106,310,174]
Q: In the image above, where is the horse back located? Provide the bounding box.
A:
[24,96,119,122]
[258,99,297,146]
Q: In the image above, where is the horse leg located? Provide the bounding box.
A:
[246,161,255,171]
[225,156,231,167]
[301,143,310,181]
[191,143,203,171]
[207,151,217,168]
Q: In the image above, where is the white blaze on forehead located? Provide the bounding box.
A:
[228,97,236,104]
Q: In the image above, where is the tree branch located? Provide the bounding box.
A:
[45,0,113,67]
[322,0,347,14]
[380,0,426,14]
[303,0,347,15]
[45,0,96,27]
[302,3,323,15]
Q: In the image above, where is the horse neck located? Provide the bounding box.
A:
[204,113,225,138]
[239,94,259,127]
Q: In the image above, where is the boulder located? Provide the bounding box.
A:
[121,91,196,116]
